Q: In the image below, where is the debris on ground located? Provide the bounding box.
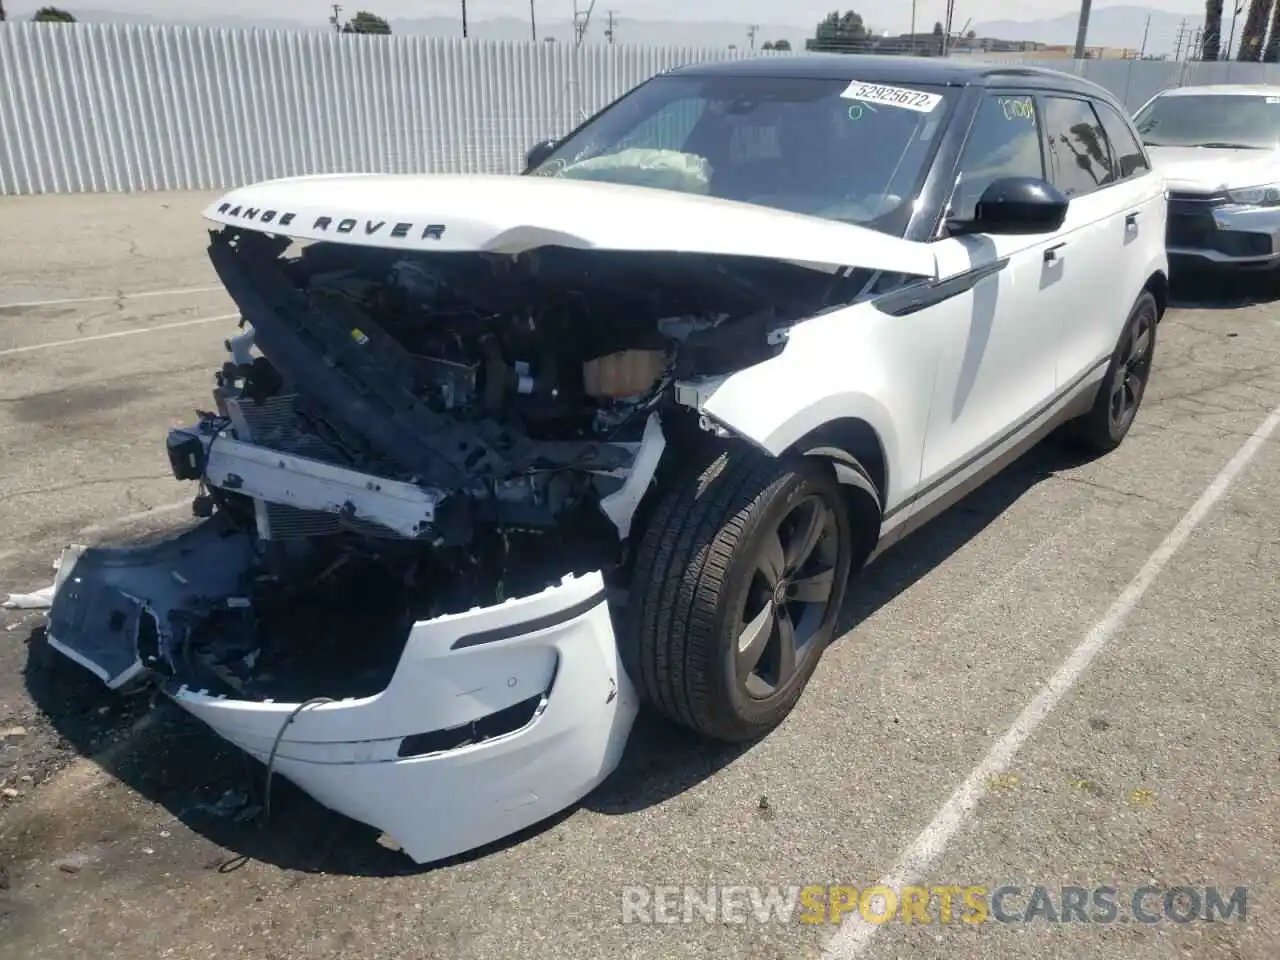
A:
[187,786,262,824]
[3,586,54,610]
[1,788,20,800]
[0,726,29,740]
[54,852,93,874]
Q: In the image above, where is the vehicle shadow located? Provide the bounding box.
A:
[21,438,1092,879]
[1168,266,1277,309]
[583,436,1091,818]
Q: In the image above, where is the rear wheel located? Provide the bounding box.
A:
[1066,290,1157,454]
[622,450,857,743]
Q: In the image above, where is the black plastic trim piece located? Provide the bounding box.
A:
[872,257,1010,317]
[449,587,609,650]
[397,694,545,758]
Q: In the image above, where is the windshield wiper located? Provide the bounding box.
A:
[1196,141,1265,149]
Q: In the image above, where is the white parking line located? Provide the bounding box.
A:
[0,314,239,358]
[0,285,222,310]
[821,399,1280,960]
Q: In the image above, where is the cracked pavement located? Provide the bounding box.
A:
[0,192,1277,960]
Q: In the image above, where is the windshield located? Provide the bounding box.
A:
[1134,93,1280,149]
[528,75,955,236]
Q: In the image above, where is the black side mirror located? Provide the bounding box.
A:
[950,176,1069,236]
[524,139,558,172]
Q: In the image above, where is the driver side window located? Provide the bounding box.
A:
[947,93,1046,223]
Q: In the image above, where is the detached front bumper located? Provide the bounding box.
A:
[44,520,638,865]
[1167,196,1280,268]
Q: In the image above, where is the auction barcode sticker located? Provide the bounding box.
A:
[840,81,942,113]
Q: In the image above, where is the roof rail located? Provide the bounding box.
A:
[980,66,1049,77]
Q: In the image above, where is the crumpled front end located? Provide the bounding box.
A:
[46,518,637,864]
[36,193,897,862]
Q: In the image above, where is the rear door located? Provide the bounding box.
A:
[1036,93,1161,389]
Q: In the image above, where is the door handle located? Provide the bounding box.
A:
[1044,242,1067,263]
[1125,212,1140,228]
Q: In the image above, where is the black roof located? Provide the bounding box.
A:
[667,54,1110,99]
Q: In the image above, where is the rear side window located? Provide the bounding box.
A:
[1093,99,1151,179]
[1040,96,1116,197]
[947,93,1046,221]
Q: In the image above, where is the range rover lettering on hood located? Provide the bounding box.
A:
[202,173,940,280]
[213,202,448,241]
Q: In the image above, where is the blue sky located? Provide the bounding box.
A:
[6,0,1214,32]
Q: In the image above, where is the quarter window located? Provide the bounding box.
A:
[1040,96,1116,197]
[1093,99,1151,179]
[948,93,1046,222]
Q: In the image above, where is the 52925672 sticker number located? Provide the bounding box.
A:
[840,81,942,113]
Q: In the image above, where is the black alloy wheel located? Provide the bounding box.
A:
[735,495,841,700]
[1108,297,1155,435]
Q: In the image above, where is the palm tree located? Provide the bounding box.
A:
[1235,0,1272,60]
[1265,0,1280,58]
[32,6,77,20]
[1203,0,1224,58]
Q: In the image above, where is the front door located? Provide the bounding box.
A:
[910,90,1065,519]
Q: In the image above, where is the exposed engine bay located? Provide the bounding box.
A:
[55,227,869,705]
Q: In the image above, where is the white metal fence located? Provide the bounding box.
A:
[4,22,1280,196]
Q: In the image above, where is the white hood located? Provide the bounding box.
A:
[1147,145,1280,193]
[202,173,938,279]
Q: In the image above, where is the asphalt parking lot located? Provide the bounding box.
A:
[0,191,1277,960]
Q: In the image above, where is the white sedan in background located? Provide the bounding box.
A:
[1135,84,1280,273]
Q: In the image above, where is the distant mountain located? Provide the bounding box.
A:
[9,5,1197,59]
[974,6,1199,57]
[27,9,807,50]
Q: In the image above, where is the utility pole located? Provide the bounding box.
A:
[461,0,468,38]
[1189,26,1202,60]
[1139,13,1150,58]
[572,0,596,47]
[1227,1,1245,58]
[529,0,536,41]
[1073,0,1092,59]
[604,9,616,44]
[942,0,956,55]
[747,24,759,50]
[909,0,917,53]
[329,3,342,32]
[1173,18,1186,61]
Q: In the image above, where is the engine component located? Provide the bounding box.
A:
[168,430,206,481]
[582,349,668,399]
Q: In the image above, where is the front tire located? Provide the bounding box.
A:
[1066,290,1158,454]
[622,449,854,743]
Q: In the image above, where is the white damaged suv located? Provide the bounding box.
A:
[42,56,1168,864]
